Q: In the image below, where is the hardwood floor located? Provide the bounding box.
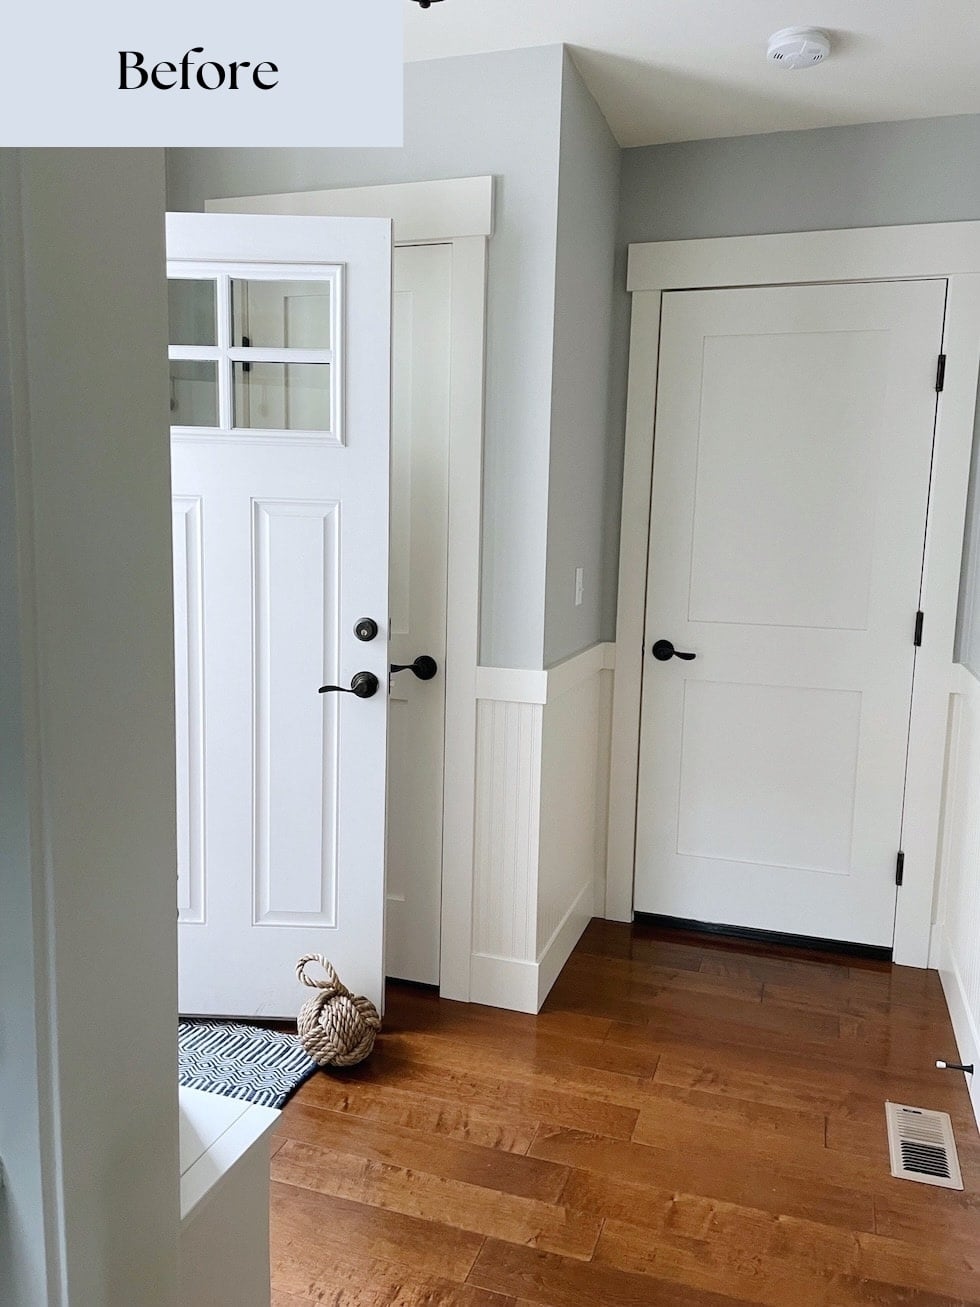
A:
[269,919,980,1306]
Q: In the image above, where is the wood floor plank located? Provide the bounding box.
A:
[334,1039,642,1137]
[573,919,706,972]
[603,1006,848,1069]
[382,1001,663,1078]
[698,951,880,990]
[368,1029,657,1112]
[761,976,950,1020]
[271,1289,509,1307]
[530,1125,877,1230]
[594,1215,977,1306]
[386,986,613,1046]
[466,1238,749,1307]
[561,1167,980,1302]
[552,950,766,1005]
[270,1180,484,1284]
[631,1082,827,1147]
[271,1257,515,1307]
[296,1071,540,1153]
[873,1187,980,1250]
[701,953,939,1013]
[554,951,768,1009]
[653,1047,972,1120]
[273,1137,603,1259]
[277,1102,570,1202]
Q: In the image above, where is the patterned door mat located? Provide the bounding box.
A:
[178,1020,318,1109]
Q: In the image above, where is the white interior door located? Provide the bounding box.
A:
[634,279,946,947]
[386,244,452,985]
[169,212,391,1016]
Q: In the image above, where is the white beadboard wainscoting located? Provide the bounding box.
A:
[933,663,980,1131]
[470,643,615,1011]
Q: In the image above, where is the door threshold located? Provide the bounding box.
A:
[633,913,893,962]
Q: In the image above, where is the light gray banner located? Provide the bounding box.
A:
[2,0,403,145]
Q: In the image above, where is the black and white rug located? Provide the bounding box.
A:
[178,1020,318,1109]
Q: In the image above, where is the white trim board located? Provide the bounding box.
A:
[476,643,615,705]
[628,221,980,291]
[610,223,980,967]
[207,178,490,1004]
[935,927,980,1134]
[932,663,980,1133]
[206,176,494,244]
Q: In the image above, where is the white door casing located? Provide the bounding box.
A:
[386,244,453,984]
[610,225,980,967]
[634,279,946,946]
[169,212,391,1016]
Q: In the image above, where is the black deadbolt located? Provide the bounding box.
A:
[354,617,379,642]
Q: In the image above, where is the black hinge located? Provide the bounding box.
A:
[896,850,905,887]
[936,354,946,392]
[242,335,251,373]
[914,611,924,647]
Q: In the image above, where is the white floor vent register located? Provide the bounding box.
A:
[885,1102,963,1190]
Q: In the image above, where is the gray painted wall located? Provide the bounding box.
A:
[166,45,566,669]
[609,114,980,657]
[544,51,620,667]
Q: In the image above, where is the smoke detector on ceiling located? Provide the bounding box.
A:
[767,26,831,70]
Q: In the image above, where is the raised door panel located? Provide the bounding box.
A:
[252,499,340,927]
[173,496,206,924]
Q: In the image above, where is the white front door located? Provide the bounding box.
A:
[386,244,452,984]
[634,279,946,947]
[169,213,391,1016]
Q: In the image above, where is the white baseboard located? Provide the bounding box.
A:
[936,927,980,1135]
[536,881,593,1009]
[469,882,594,1015]
[469,952,540,1014]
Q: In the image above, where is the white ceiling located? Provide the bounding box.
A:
[404,1,980,148]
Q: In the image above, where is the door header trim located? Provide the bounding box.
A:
[206,176,495,244]
[628,221,980,292]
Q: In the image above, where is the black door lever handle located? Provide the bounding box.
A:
[389,655,438,681]
[318,671,380,698]
[651,639,696,662]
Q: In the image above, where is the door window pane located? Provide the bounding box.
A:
[231,279,332,350]
[233,362,331,431]
[170,360,218,427]
[168,279,216,347]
